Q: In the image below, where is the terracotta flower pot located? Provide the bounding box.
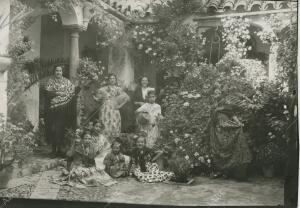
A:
[262,164,274,178]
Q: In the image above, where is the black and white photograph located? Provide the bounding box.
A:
[0,0,298,207]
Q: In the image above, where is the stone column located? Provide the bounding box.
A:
[67,26,82,126]
[69,28,80,82]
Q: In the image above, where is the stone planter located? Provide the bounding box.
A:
[262,164,274,178]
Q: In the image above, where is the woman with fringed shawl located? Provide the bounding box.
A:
[45,66,75,156]
[209,93,252,180]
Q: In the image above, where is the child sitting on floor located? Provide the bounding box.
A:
[103,140,128,178]
[129,135,174,183]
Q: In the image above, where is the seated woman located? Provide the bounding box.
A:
[129,135,174,183]
[103,140,128,178]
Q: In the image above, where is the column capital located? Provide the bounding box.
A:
[64,24,86,32]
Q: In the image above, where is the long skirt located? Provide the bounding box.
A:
[99,100,121,139]
[210,125,252,171]
[133,163,174,183]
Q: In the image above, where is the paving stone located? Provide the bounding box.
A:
[4,173,42,189]
[30,170,61,200]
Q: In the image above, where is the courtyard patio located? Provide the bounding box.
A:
[0,149,284,207]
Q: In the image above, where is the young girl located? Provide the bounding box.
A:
[103,140,128,178]
[129,135,174,183]
[136,90,162,148]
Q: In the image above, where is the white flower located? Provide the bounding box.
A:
[207,159,211,164]
[185,155,189,160]
[187,94,193,99]
[180,91,188,95]
[179,146,183,149]
[284,105,287,109]
[198,156,205,163]
[194,152,200,157]
[194,93,201,98]
[174,138,180,144]
[138,44,143,49]
[170,130,174,134]
[183,102,190,107]
[184,133,190,138]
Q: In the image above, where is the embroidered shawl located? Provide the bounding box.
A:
[45,77,75,109]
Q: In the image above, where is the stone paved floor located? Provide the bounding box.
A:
[0,148,284,206]
[0,171,284,206]
[30,170,61,200]
[57,176,284,206]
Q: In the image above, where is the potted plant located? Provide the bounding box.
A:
[256,139,286,178]
[168,151,192,183]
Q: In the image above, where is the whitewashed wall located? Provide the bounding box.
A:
[0,0,10,121]
[21,17,42,129]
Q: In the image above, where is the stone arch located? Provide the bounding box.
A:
[58,4,83,27]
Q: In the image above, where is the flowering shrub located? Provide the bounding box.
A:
[77,58,106,87]
[221,17,251,58]
[277,22,297,90]
[158,62,261,174]
[256,13,297,90]
[132,22,206,78]
[249,81,291,145]
[0,114,37,167]
[217,54,267,88]
[256,141,286,166]
[93,12,126,47]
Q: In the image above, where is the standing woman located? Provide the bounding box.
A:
[93,73,129,139]
[209,95,252,180]
[45,66,75,156]
[133,76,155,110]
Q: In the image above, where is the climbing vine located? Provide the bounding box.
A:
[221,16,251,59]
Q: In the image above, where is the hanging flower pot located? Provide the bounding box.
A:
[262,164,274,178]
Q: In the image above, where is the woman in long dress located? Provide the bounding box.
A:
[45,66,75,156]
[209,95,252,180]
[93,74,129,139]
